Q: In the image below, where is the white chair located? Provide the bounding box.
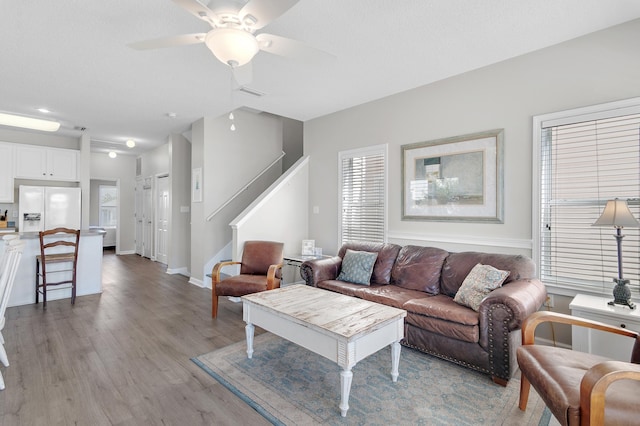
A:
[0,237,25,390]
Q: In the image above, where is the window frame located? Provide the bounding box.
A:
[338,144,388,246]
[533,97,640,298]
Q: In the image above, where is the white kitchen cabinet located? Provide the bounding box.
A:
[14,145,79,181]
[0,143,14,202]
[570,293,640,361]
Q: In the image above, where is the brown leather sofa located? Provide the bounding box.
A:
[300,241,547,385]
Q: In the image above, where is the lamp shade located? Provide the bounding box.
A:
[593,199,640,228]
[205,28,259,67]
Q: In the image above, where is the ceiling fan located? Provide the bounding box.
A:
[129,0,331,83]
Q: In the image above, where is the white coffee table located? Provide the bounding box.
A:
[242,284,406,417]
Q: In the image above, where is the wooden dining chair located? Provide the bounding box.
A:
[0,237,25,390]
[36,228,80,309]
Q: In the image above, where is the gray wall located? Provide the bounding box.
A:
[190,110,284,284]
[168,133,191,274]
[304,19,640,346]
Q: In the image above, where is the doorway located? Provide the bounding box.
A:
[89,179,118,251]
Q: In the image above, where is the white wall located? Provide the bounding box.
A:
[90,152,137,253]
[0,127,79,150]
[232,156,310,260]
[304,18,640,257]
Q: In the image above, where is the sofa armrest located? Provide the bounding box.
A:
[479,278,547,331]
[477,278,546,384]
[300,256,342,287]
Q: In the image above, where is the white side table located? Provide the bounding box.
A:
[570,294,640,361]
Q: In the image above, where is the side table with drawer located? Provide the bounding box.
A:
[569,293,640,361]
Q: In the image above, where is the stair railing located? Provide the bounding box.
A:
[206,151,286,221]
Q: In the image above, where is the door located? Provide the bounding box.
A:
[135,178,143,255]
[155,175,169,265]
[142,178,153,259]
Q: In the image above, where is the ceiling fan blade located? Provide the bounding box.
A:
[127,33,206,50]
[256,33,335,63]
[172,0,221,26]
[239,0,299,30]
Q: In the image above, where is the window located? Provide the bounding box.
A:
[338,145,387,245]
[534,98,640,296]
[99,185,118,227]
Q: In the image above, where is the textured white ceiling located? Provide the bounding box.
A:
[2,0,640,155]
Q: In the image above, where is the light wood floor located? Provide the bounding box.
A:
[0,250,270,425]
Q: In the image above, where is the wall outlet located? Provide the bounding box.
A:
[543,295,554,308]
[12,210,18,218]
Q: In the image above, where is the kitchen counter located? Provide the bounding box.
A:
[0,230,103,307]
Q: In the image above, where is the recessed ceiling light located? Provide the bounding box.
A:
[36,108,51,113]
[0,112,60,132]
[126,139,136,148]
[108,151,117,158]
[166,112,177,119]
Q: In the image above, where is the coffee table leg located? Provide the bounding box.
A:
[339,367,353,417]
[390,341,401,382]
[245,323,255,359]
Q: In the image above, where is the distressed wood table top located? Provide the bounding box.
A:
[242,284,406,341]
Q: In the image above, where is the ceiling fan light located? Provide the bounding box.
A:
[205,28,259,67]
[0,112,60,132]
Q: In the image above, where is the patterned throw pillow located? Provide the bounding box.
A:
[337,249,378,285]
[453,263,510,311]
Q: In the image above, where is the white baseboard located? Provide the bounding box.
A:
[166,267,189,276]
[116,250,136,255]
[189,277,205,288]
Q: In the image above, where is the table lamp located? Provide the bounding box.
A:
[592,198,640,309]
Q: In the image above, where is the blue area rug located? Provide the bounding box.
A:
[193,333,549,425]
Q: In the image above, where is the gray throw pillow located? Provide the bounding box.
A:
[337,249,378,285]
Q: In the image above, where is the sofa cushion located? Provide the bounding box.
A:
[405,312,479,344]
[318,279,372,297]
[403,295,479,326]
[338,242,401,285]
[453,263,509,311]
[440,251,536,297]
[391,245,449,294]
[357,285,429,309]
[336,249,378,285]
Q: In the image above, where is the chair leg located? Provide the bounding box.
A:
[519,374,531,411]
[71,277,76,305]
[212,293,218,318]
[0,342,9,367]
[35,259,39,304]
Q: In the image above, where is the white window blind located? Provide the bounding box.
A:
[339,146,387,245]
[539,109,640,295]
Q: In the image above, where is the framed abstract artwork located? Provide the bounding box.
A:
[402,129,504,222]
